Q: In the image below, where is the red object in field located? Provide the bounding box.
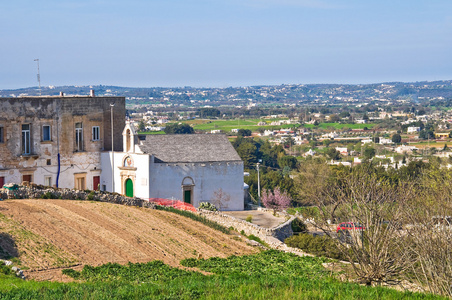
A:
[336,222,365,233]
[149,198,197,212]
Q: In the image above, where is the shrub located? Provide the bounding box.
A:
[62,268,80,279]
[87,191,95,201]
[0,263,13,276]
[245,215,253,223]
[296,206,320,220]
[291,218,307,234]
[198,202,218,211]
[41,191,56,199]
[285,233,344,260]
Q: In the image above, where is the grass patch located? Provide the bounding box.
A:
[0,251,444,299]
[246,234,269,248]
[179,118,297,132]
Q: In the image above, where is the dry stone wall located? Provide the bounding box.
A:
[0,185,154,208]
[198,209,295,242]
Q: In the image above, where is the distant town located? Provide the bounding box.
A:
[3,80,452,172]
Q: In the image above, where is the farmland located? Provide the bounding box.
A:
[163,119,375,133]
[182,118,295,132]
[0,199,255,281]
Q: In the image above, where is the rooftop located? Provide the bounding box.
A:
[138,134,242,163]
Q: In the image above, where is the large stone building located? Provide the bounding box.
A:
[0,94,125,189]
[101,123,245,210]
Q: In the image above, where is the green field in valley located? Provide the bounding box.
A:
[170,119,375,133]
[182,118,296,132]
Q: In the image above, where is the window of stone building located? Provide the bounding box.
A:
[0,127,4,143]
[75,122,83,151]
[92,126,100,141]
[42,125,51,141]
[21,124,31,154]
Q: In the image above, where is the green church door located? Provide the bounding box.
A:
[184,190,191,204]
[125,179,133,197]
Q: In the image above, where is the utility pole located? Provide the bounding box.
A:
[34,59,41,96]
[110,103,115,192]
[257,161,261,207]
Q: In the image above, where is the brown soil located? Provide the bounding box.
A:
[0,199,257,281]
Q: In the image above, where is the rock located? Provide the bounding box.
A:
[246,239,267,249]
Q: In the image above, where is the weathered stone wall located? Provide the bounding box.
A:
[198,209,295,242]
[0,95,125,189]
[0,185,154,208]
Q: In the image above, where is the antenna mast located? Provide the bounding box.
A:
[34,59,41,96]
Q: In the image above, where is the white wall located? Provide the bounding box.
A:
[101,151,150,197]
[128,153,150,199]
[101,152,245,210]
[149,161,244,211]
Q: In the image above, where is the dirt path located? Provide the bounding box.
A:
[0,199,256,281]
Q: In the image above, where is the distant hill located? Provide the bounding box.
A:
[2,80,452,106]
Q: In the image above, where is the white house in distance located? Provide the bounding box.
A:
[101,123,245,210]
[407,126,421,134]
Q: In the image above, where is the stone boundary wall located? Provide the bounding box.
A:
[0,185,155,209]
[198,209,295,242]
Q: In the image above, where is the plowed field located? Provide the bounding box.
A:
[0,199,256,281]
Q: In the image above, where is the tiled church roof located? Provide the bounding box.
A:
[138,134,242,163]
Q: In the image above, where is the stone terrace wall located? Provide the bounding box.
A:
[198,209,295,242]
[0,185,154,208]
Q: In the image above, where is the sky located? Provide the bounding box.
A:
[1,0,452,89]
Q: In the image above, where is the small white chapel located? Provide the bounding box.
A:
[100,122,245,210]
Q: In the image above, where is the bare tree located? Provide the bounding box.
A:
[312,171,414,285]
[404,170,452,297]
[211,188,231,211]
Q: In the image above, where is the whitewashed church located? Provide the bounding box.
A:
[100,123,245,210]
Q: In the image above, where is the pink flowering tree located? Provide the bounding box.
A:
[261,187,291,215]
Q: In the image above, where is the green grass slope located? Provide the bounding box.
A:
[0,250,445,300]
